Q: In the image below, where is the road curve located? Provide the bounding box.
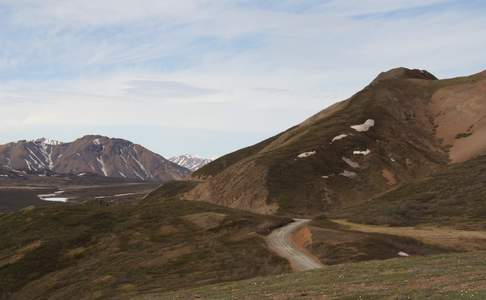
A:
[266,219,323,271]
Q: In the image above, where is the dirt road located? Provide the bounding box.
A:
[267,219,323,271]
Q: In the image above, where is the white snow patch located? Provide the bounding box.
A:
[114,193,135,197]
[331,134,348,143]
[390,157,396,162]
[0,174,8,177]
[353,149,371,156]
[119,171,127,178]
[297,151,316,159]
[93,138,101,145]
[130,154,151,178]
[24,159,33,171]
[38,193,68,202]
[398,251,410,257]
[27,148,46,168]
[340,170,357,178]
[321,175,330,179]
[133,170,144,180]
[96,156,108,176]
[350,119,375,132]
[342,157,360,169]
[77,172,87,176]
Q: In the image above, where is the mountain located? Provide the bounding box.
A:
[187,68,486,217]
[0,135,190,181]
[169,154,212,171]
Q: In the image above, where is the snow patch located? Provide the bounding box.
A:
[353,149,371,156]
[38,193,68,202]
[114,193,135,197]
[398,251,410,257]
[297,151,316,159]
[342,157,360,169]
[130,154,151,179]
[96,156,108,176]
[331,134,348,143]
[93,138,101,145]
[351,119,375,132]
[340,170,357,178]
[24,159,33,171]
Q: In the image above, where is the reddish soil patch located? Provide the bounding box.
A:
[431,79,486,162]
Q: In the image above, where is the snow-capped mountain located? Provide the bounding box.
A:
[0,135,190,181]
[169,154,212,171]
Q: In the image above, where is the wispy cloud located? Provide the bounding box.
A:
[0,0,485,156]
[124,80,220,99]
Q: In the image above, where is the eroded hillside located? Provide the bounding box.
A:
[189,68,486,216]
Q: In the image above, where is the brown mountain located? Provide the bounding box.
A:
[187,68,486,216]
[0,135,189,181]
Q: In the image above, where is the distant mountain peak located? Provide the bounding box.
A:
[33,138,64,146]
[169,154,212,172]
[0,136,190,181]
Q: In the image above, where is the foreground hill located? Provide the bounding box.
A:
[0,136,189,181]
[0,181,290,299]
[158,250,486,299]
[2,180,468,299]
[189,68,486,216]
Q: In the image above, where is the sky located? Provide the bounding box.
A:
[0,0,485,158]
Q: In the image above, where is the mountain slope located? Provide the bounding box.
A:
[343,154,486,229]
[188,68,486,216]
[169,154,212,171]
[0,136,190,181]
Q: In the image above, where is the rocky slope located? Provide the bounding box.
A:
[169,154,212,171]
[188,68,486,216]
[0,136,190,181]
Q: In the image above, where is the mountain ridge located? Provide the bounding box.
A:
[0,135,190,181]
[169,154,212,171]
[187,67,486,217]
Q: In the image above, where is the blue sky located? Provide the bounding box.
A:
[0,0,486,158]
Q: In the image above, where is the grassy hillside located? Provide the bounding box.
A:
[341,155,486,229]
[187,68,456,216]
[156,250,486,299]
[0,182,291,300]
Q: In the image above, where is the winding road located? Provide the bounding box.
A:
[266,219,323,271]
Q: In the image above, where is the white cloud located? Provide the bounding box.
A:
[124,80,219,99]
[0,0,485,156]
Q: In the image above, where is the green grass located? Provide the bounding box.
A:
[0,182,291,299]
[342,155,486,229]
[154,250,486,299]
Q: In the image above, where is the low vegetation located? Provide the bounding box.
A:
[0,181,290,299]
[342,155,486,229]
[157,250,486,299]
